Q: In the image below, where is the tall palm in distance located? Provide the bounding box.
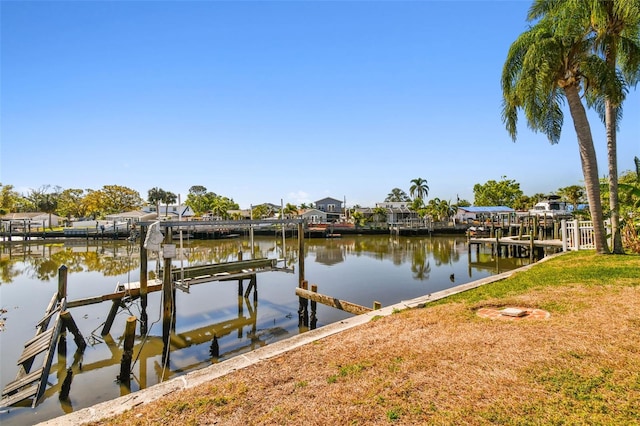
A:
[385,188,410,202]
[587,0,639,253]
[409,178,429,202]
[502,7,610,253]
[164,191,177,219]
[148,187,166,218]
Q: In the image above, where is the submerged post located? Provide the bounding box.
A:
[118,316,136,389]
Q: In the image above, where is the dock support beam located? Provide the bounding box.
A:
[139,226,148,335]
[298,221,305,286]
[162,228,173,371]
[60,310,86,352]
[101,299,122,336]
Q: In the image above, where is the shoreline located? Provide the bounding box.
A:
[37,255,556,426]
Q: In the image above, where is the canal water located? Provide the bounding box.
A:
[0,234,528,425]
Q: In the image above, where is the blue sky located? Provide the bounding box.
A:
[2,0,638,209]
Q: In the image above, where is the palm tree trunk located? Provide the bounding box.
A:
[564,85,610,254]
[605,99,624,253]
[603,36,623,254]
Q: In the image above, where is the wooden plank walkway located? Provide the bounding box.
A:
[469,236,564,248]
[1,296,65,408]
[66,258,279,308]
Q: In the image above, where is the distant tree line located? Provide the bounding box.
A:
[1,161,639,250]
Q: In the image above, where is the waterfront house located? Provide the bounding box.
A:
[105,210,157,224]
[298,208,327,224]
[0,212,61,229]
[142,204,195,220]
[374,202,418,225]
[314,197,343,222]
[227,209,252,220]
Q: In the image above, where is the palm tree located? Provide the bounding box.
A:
[587,0,639,253]
[148,187,166,218]
[161,191,178,221]
[385,188,410,202]
[530,0,640,253]
[439,199,456,223]
[425,198,442,222]
[502,9,610,253]
[350,211,366,230]
[372,207,388,227]
[409,178,429,201]
[283,203,298,218]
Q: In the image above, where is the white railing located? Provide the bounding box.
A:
[562,219,610,251]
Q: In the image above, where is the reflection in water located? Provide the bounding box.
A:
[0,234,529,425]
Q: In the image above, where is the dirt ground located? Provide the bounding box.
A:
[84,281,640,425]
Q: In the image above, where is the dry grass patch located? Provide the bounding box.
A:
[89,253,640,425]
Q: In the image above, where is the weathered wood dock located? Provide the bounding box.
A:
[0,293,63,408]
[1,266,87,409]
[0,257,289,409]
[468,235,564,261]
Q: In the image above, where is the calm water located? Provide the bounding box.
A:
[0,234,527,425]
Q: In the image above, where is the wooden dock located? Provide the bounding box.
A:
[468,235,564,261]
[1,294,65,408]
[63,258,280,309]
[0,258,285,409]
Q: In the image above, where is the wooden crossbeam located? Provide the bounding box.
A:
[295,287,372,316]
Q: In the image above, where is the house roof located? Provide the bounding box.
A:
[458,206,515,213]
[315,197,342,204]
[298,208,326,215]
[105,211,150,219]
[0,212,60,220]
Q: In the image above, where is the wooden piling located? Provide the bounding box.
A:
[210,334,219,358]
[298,280,309,327]
[310,284,318,330]
[57,265,68,302]
[519,222,524,239]
[118,316,136,387]
[310,284,318,315]
[162,228,173,367]
[298,221,305,286]
[139,226,148,335]
[529,230,535,263]
[60,310,86,351]
[237,251,244,296]
[373,301,382,310]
